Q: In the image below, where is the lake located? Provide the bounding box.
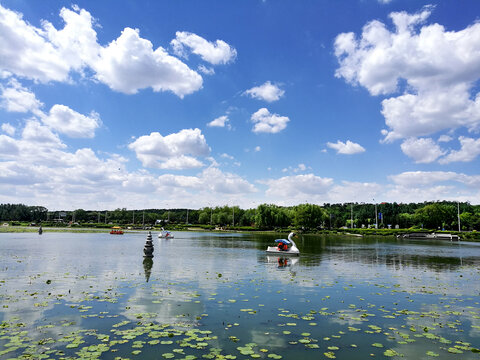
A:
[1,231,479,359]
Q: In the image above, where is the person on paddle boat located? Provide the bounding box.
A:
[277,241,288,251]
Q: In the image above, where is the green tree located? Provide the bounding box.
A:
[414,203,456,230]
[293,203,328,229]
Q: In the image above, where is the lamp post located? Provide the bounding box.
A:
[351,203,353,229]
[458,202,461,232]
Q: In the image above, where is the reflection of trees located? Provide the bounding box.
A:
[301,236,479,272]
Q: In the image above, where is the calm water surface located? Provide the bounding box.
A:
[1,231,479,359]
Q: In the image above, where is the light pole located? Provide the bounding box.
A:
[458,202,461,232]
[374,199,378,229]
[351,203,353,229]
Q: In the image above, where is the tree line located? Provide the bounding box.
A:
[1,201,479,231]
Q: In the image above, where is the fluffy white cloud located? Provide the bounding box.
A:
[0,79,43,114]
[400,137,444,163]
[128,128,210,170]
[386,170,480,203]
[171,31,237,65]
[160,167,256,194]
[334,7,480,142]
[439,136,480,164]
[22,120,65,148]
[0,119,259,209]
[42,6,100,73]
[263,173,333,198]
[0,5,72,82]
[198,64,215,75]
[327,140,365,154]
[42,104,101,138]
[207,115,229,128]
[0,134,19,156]
[0,5,206,98]
[1,123,15,136]
[244,81,285,102]
[282,163,309,173]
[251,108,289,134]
[438,135,453,143]
[254,146,261,152]
[389,171,459,186]
[94,28,202,97]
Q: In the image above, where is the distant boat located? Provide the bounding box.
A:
[397,232,459,241]
[158,228,174,238]
[110,226,124,235]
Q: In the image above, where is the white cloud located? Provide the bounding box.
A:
[1,123,15,136]
[439,136,480,164]
[198,64,215,75]
[156,167,256,195]
[400,137,445,163]
[220,153,234,160]
[389,171,459,186]
[42,104,101,138]
[128,128,210,170]
[263,173,334,199]
[386,170,480,203]
[0,79,43,114]
[438,134,453,143]
[0,5,72,82]
[171,31,237,65]
[334,7,480,142]
[251,108,289,134]
[327,140,365,154]
[254,146,261,152]
[94,27,202,97]
[0,134,19,156]
[282,163,309,173]
[207,115,229,128]
[0,5,204,98]
[22,120,65,148]
[244,81,285,102]
[42,7,100,71]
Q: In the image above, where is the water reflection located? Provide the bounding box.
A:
[266,255,299,268]
[143,257,153,282]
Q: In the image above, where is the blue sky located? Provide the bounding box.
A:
[1,0,480,211]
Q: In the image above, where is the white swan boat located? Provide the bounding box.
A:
[158,228,174,239]
[266,232,300,256]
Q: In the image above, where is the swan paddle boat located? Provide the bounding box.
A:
[158,228,174,239]
[266,232,299,256]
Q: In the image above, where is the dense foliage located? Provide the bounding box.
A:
[1,201,479,231]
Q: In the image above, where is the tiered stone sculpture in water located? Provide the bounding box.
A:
[143,231,154,282]
[143,231,154,257]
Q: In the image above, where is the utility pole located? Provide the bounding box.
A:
[458,202,461,232]
[350,204,353,228]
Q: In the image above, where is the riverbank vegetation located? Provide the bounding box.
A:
[1,201,479,240]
